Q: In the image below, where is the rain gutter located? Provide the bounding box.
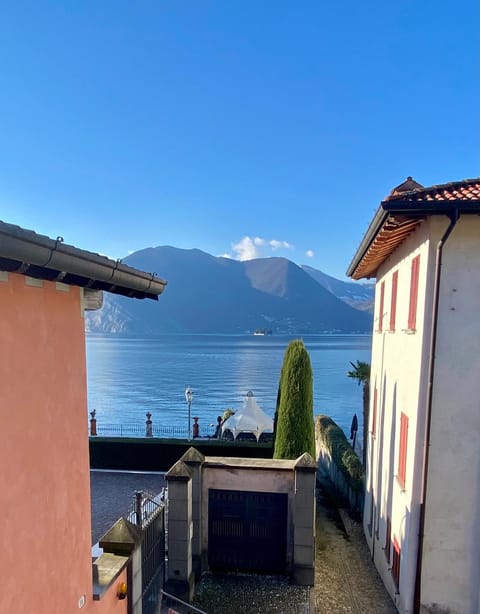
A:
[0,220,167,300]
[413,208,459,613]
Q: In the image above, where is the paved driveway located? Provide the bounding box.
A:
[314,483,397,614]
[90,469,166,544]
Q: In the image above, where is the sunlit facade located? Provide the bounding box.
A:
[348,178,480,613]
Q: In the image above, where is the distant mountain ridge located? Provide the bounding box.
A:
[86,246,373,334]
[301,265,375,313]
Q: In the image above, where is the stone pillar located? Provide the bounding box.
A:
[180,447,205,579]
[128,547,143,614]
[192,417,199,438]
[97,517,142,613]
[293,452,317,585]
[90,409,97,436]
[145,412,153,437]
[165,460,194,601]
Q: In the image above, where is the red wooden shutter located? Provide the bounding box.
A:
[390,271,398,331]
[408,255,420,330]
[398,413,408,488]
[378,281,385,332]
[392,536,401,589]
[372,387,378,437]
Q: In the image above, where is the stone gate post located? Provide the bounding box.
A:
[180,447,205,579]
[165,459,194,601]
[293,452,317,585]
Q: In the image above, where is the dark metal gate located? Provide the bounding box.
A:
[131,490,166,614]
[208,489,288,573]
[141,507,165,614]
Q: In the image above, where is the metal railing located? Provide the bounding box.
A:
[160,590,207,614]
[89,422,274,442]
[122,492,207,614]
[125,490,168,614]
[92,422,188,438]
[125,489,167,528]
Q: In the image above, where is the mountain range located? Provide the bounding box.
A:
[301,265,374,313]
[86,246,374,334]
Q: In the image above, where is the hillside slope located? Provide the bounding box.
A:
[86,247,372,334]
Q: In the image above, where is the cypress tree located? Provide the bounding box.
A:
[273,339,315,459]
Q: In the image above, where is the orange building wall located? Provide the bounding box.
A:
[90,568,128,614]
[0,273,123,614]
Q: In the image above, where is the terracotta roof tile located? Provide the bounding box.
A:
[348,177,480,280]
[386,177,480,203]
[387,176,424,198]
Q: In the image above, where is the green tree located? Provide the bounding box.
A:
[273,340,315,459]
[347,360,371,467]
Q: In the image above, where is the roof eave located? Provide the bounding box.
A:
[0,220,167,300]
[346,205,388,278]
[347,199,480,280]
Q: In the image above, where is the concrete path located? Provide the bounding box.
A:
[314,483,397,614]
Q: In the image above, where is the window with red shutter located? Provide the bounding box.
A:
[378,281,385,331]
[385,517,391,562]
[392,536,401,591]
[372,387,378,437]
[408,255,420,330]
[390,271,398,331]
[398,413,408,489]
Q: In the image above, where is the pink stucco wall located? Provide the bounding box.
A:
[0,273,126,614]
[90,568,129,614]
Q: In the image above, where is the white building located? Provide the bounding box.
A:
[347,177,480,614]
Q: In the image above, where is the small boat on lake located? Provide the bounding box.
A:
[253,329,272,336]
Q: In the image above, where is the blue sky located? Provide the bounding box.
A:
[1,1,478,279]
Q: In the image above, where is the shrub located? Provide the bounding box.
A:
[316,415,364,491]
[273,340,315,459]
[222,408,235,421]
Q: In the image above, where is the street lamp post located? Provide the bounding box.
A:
[185,386,193,441]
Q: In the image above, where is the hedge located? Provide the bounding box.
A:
[316,414,364,491]
[89,437,273,471]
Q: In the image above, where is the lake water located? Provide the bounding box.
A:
[85,334,371,438]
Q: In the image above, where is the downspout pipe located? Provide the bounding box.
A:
[413,208,459,613]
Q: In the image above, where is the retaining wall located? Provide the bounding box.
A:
[89,437,273,471]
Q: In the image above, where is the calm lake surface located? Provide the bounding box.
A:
[85,334,371,438]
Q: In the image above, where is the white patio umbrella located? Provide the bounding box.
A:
[221,391,273,441]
